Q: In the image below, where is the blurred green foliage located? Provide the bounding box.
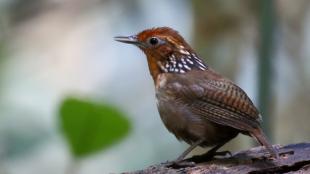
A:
[59,97,131,158]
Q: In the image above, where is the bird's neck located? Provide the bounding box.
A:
[146,55,162,82]
[146,52,208,83]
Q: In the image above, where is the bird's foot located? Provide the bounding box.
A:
[191,150,232,163]
[213,150,232,157]
[162,159,196,169]
[162,151,232,168]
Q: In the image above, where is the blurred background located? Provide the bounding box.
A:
[0,0,309,173]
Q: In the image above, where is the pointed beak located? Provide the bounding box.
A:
[114,35,140,45]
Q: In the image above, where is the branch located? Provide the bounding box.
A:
[125,142,310,174]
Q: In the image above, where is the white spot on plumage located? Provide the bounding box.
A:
[159,51,207,74]
[170,54,176,60]
[186,59,194,64]
[199,66,206,70]
[181,58,186,64]
[184,64,191,70]
[195,58,202,63]
[197,61,206,68]
[258,114,263,122]
[192,53,198,59]
[179,49,190,55]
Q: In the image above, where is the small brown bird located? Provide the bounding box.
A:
[115,27,278,163]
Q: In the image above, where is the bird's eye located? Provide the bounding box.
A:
[148,37,159,46]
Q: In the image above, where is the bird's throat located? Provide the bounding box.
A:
[146,55,163,82]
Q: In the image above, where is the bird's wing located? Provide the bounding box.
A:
[165,70,261,132]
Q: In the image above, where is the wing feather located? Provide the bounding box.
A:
[164,70,261,132]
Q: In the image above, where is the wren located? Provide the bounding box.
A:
[115,27,278,164]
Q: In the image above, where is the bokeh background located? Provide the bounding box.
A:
[0,0,310,173]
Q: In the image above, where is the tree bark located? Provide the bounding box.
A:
[125,142,310,174]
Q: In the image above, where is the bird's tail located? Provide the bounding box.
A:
[251,128,279,159]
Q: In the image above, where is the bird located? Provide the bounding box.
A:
[114,27,278,164]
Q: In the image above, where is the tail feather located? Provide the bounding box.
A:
[250,128,279,159]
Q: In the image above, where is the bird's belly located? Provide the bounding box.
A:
[156,97,237,146]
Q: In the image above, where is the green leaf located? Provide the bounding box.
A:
[59,97,130,158]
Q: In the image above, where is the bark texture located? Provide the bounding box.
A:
[125,142,310,174]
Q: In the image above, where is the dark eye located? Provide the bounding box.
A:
[148,37,159,46]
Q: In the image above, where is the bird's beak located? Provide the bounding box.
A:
[114,35,140,45]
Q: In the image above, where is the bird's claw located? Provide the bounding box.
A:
[214,150,232,157]
[201,150,233,159]
[163,160,196,168]
[190,150,233,163]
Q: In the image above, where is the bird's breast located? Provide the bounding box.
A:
[154,73,238,146]
[156,90,204,144]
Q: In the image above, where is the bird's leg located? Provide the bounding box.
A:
[201,143,231,158]
[191,138,233,162]
[164,139,204,168]
[176,139,204,161]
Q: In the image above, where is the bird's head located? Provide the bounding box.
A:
[115,27,207,81]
